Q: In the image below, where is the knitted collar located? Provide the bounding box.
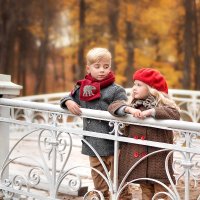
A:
[131,95,156,109]
[77,72,115,101]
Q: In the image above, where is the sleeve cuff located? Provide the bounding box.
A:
[115,106,127,116]
[60,96,73,109]
[151,108,156,117]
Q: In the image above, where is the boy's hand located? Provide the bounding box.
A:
[65,100,82,115]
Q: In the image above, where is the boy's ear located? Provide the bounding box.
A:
[86,65,90,73]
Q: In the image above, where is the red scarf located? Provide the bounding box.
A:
[72,72,115,101]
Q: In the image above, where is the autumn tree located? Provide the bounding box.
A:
[1,0,199,95]
[76,0,86,80]
[107,0,120,71]
[123,0,136,87]
[0,0,19,75]
[182,0,193,89]
[193,0,200,90]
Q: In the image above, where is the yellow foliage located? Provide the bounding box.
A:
[116,74,126,85]
[20,0,189,94]
[115,43,126,73]
[134,48,182,88]
[126,3,135,21]
[153,62,182,89]
[112,42,127,85]
[28,24,44,39]
[134,48,153,67]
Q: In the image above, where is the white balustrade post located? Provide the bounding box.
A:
[0,74,22,179]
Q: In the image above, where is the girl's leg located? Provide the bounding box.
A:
[140,183,154,200]
[154,183,169,200]
[119,185,132,200]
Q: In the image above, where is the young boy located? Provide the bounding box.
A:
[60,47,127,200]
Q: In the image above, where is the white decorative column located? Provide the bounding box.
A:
[0,74,22,178]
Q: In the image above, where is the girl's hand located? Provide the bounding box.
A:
[125,107,143,118]
[65,100,82,115]
[141,109,155,118]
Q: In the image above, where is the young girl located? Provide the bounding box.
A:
[108,68,180,200]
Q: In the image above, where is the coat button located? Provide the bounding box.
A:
[133,152,139,158]
[133,135,139,139]
[141,135,146,140]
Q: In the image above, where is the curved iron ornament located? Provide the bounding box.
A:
[56,137,114,200]
[109,121,125,135]
[117,149,179,200]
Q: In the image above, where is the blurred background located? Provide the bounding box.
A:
[0,0,199,96]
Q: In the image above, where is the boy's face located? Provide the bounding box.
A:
[87,59,111,81]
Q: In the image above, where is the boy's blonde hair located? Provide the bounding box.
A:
[86,48,112,65]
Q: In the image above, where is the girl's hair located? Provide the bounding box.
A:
[129,84,179,110]
[148,86,179,110]
[86,47,111,65]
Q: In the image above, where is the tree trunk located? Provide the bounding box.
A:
[193,0,200,90]
[34,1,49,94]
[154,37,161,61]
[61,56,66,90]
[174,24,183,70]
[17,30,28,96]
[124,21,134,87]
[77,0,86,80]
[183,0,194,89]
[34,37,48,94]
[51,54,58,80]
[0,0,17,75]
[107,0,120,71]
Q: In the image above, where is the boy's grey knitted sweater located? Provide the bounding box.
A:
[60,83,127,156]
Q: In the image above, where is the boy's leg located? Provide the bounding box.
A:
[89,155,114,200]
[140,183,154,200]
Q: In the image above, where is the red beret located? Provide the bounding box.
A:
[133,68,168,94]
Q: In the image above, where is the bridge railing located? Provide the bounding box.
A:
[15,89,200,123]
[0,97,200,200]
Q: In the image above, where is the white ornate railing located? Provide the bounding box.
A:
[0,97,200,200]
[169,89,200,123]
[15,89,200,123]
